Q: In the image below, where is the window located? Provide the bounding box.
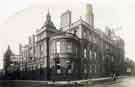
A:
[75,47,78,56]
[94,51,97,59]
[93,36,97,43]
[94,64,97,73]
[39,45,44,56]
[67,42,72,53]
[29,48,33,58]
[89,33,92,41]
[102,66,104,72]
[89,49,92,59]
[44,43,46,56]
[111,56,114,62]
[57,69,61,74]
[84,64,87,73]
[102,56,105,61]
[84,48,87,58]
[38,64,40,69]
[89,64,92,72]
[56,41,60,53]
[60,41,65,53]
[56,64,61,74]
[106,44,109,49]
[84,32,87,39]
[67,63,73,74]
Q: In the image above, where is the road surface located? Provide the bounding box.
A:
[0,76,135,87]
[90,76,135,87]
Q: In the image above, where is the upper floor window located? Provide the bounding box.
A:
[67,42,72,53]
[88,32,92,41]
[84,48,87,58]
[89,49,92,59]
[75,47,78,56]
[93,36,97,43]
[56,41,60,53]
[60,41,65,53]
[111,56,114,62]
[102,56,105,61]
[29,48,33,57]
[94,51,97,59]
[83,31,87,39]
[39,44,44,57]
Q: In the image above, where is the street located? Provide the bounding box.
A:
[90,76,135,87]
[0,76,135,87]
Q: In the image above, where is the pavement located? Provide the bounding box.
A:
[0,76,128,86]
[90,76,135,87]
[46,76,127,86]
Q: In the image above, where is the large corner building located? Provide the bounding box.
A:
[3,4,125,80]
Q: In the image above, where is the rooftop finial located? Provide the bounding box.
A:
[80,16,82,20]
[8,45,10,50]
[41,8,55,29]
[47,8,50,15]
[46,8,51,23]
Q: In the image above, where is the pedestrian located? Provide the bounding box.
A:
[113,73,116,81]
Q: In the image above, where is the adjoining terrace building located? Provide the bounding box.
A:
[3,4,125,80]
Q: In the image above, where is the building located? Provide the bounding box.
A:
[3,4,125,80]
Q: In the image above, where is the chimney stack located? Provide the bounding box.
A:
[85,4,94,28]
[60,10,72,31]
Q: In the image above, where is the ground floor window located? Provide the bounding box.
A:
[94,64,97,73]
[84,64,87,73]
[57,69,61,74]
[56,64,61,74]
[89,64,92,73]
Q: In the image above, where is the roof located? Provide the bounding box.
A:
[4,45,14,57]
[50,31,80,41]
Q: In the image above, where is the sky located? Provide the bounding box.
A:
[0,0,135,69]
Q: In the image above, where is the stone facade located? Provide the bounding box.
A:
[3,4,125,80]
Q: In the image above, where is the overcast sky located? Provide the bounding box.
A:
[0,0,135,69]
